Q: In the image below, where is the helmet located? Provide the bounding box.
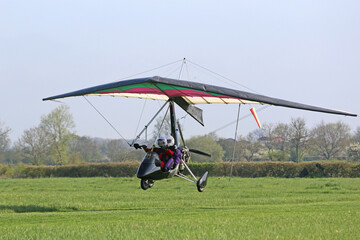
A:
[157,136,166,147]
[166,135,174,146]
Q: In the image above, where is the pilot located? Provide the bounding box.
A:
[134,137,174,171]
[165,135,182,170]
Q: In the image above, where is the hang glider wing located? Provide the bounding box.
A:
[43,76,358,119]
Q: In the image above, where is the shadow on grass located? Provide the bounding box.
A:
[0,205,157,213]
[0,205,76,213]
[80,208,147,212]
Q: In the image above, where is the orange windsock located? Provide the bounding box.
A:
[250,107,262,128]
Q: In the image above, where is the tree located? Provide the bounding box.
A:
[259,123,277,160]
[102,139,125,162]
[186,135,224,162]
[69,136,101,163]
[0,122,11,152]
[98,138,144,162]
[242,132,263,161]
[151,115,172,143]
[0,122,11,163]
[217,131,264,162]
[347,144,360,162]
[40,105,75,165]
[17,126,51,165]
[352,127,360,144]
[289,118,309,163]
[217,138,243,162]
[273,123,290,151]
[310,121,351,160]
[272,123,291,161]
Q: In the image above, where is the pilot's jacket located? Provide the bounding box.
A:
[145,147,174,168]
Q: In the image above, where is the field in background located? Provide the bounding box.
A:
[0,177,359,239]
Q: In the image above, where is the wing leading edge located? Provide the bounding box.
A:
[43,76,358,117]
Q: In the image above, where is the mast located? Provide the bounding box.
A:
[170,58,186,147]
[169,100,179,146]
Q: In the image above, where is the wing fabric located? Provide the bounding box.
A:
[43,76,358,117]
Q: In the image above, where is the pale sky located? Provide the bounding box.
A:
[1,0,359,143]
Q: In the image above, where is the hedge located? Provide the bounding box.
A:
[188,162,360,178]
[19,162,140,178]
[1,162,360,178]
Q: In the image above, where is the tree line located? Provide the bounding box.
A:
[1,105,360,165]
[214,119,360,163]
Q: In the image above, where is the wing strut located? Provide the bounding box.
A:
[130,101,169,146]
[229,104,241,182]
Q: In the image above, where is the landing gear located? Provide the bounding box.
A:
[197,185,205,192]
[140,179,154,190]
[196,171,208,192]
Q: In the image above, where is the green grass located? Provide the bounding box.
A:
[0,177,359,239]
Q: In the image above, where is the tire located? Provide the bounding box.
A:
[141,179,150,190]
[148,180,154,188]
[196,171,208,192]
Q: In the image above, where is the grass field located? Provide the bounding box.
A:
[0,177,359,240]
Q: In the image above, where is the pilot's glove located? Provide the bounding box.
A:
[133,143,140,149]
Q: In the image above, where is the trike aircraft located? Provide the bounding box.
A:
[43,75,358,192]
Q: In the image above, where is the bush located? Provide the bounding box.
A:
[0,164,8,176]
[188,162,360,178]
[21,162,140,178]
[3,164,27,178]
[2,161,360,178]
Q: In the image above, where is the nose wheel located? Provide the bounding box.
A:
[141,179,154,190]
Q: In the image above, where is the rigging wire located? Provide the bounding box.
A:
[120,59,182,143]
[185,61,240,90]
[178,59,273,140]
[134,99,147,141]
[117,59,183,80]
[164,65,183,78]
[82,96,130,146]
[209,105,271,134]
[186,59,261,94]
[185,60,190,81]
[153,104,171,146]
[178,58,186,80]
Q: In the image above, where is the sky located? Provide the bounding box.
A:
[1,0,359,144]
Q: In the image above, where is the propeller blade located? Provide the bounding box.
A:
[189,148,212,157]
[177,119,211,157]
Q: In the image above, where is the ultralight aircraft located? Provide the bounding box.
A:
[43,72,358,192]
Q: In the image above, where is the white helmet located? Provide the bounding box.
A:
[166,135,174,146]
[157,136,166,147]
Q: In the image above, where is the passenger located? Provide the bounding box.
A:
[165,135,182,170]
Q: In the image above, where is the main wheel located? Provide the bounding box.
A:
[197,185,205,192]
[148,180,154,188]
[141,179,150,190]
[141,179,154,190]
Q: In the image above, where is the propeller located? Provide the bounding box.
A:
[189,148,211,157]
[177,120,211,158]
